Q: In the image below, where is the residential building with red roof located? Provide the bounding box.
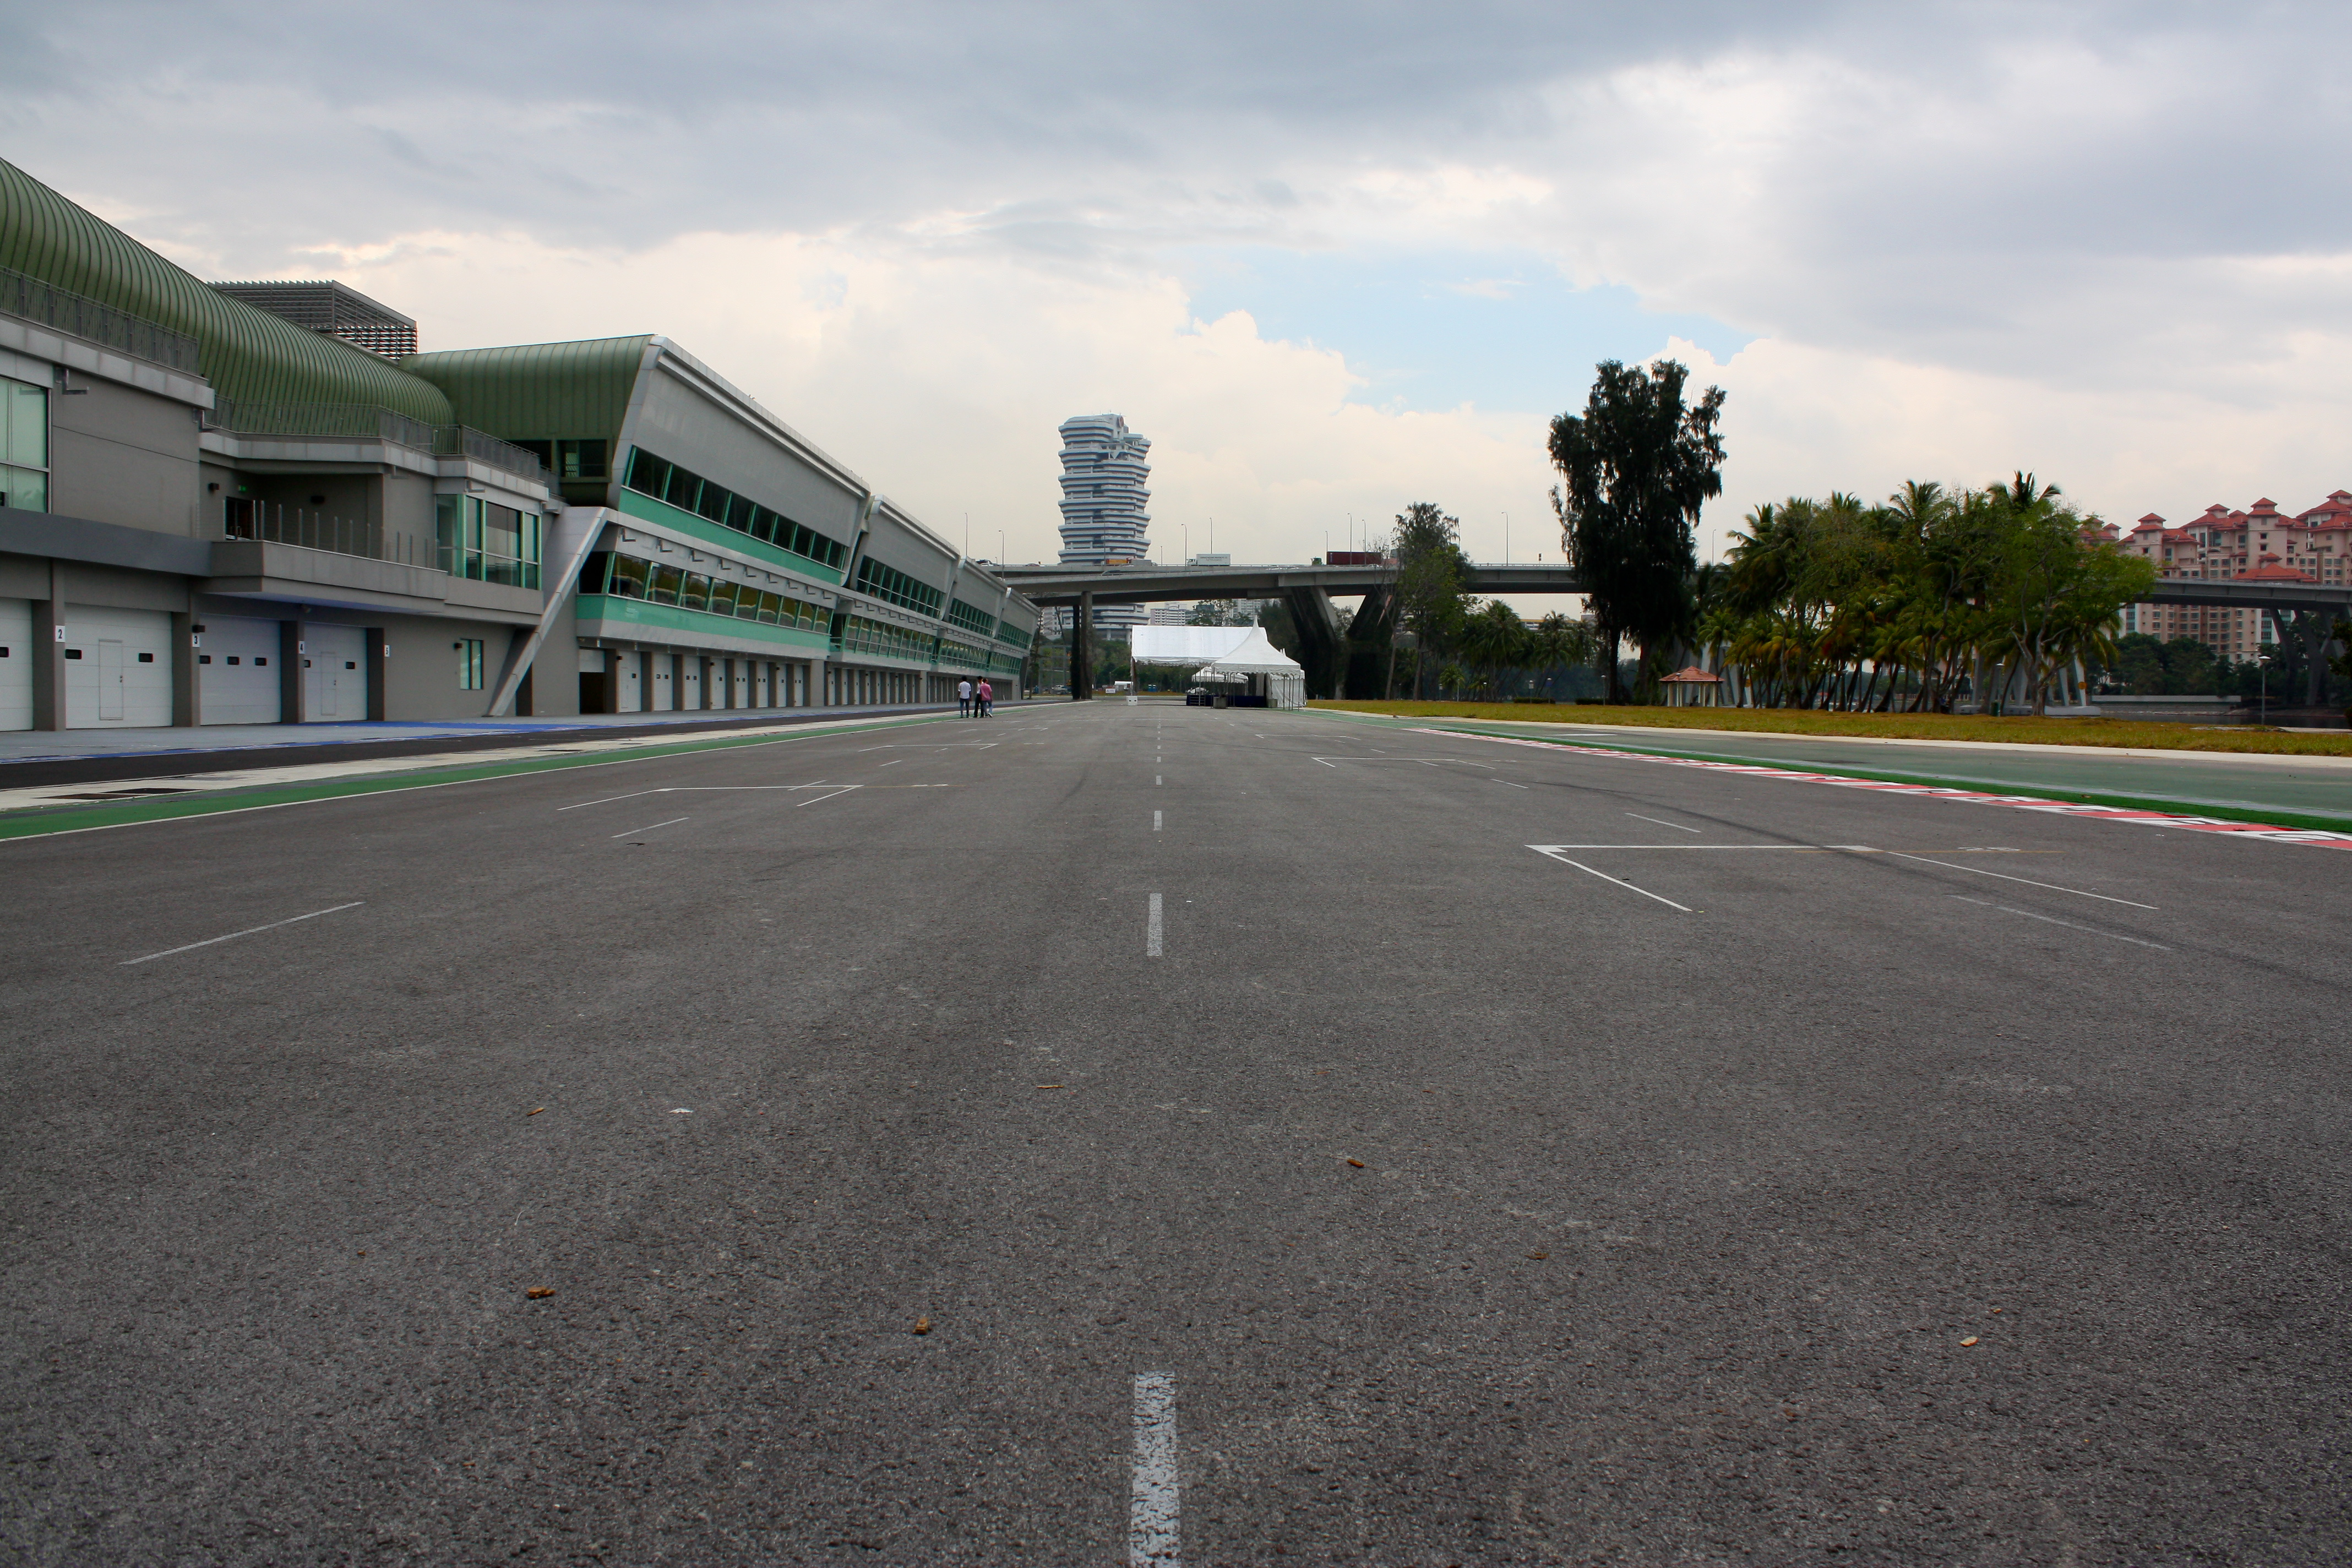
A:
[2115,492,2350,659]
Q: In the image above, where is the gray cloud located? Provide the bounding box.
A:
[2,0,2345,389]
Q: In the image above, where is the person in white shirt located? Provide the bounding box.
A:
[957,678,973,717]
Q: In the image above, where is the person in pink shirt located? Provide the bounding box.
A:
[975,678,993,717]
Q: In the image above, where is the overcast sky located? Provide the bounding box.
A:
[6,2,2347,568]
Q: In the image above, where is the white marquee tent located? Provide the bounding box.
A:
[1130,625,1305,709]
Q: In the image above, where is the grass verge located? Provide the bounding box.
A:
[0,712,950,842]
[1310,700,2352,756]
[1359,718,2352,835]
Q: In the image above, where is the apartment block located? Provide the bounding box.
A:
[2114,493,2352,657]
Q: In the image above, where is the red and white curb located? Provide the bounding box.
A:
[1411,727,2352,851]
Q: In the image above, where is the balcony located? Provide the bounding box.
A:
[200,400,550,488]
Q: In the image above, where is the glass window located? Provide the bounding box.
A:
[6,377,47,470]
[695,482,727,523]
[726,494,756,533]
[647,563,683,605]
[578,551,613,594]
[457,638,485,690]
[753,590,781,624]
[627,448,671,496]
[664,464,702,512]
[678,572,709,613]
[434,494,464,575]
[608,554,650,598]
[1,466,46,513]
[558,439,609,480]
[704,577,738,617]
[750,507,780,545]
[483,503,524,585]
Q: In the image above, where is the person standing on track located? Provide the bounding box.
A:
[976,678,993,717]
[957,678,973,717]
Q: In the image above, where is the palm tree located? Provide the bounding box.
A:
[1460,600,1534,700]
[1531,611,1594,700]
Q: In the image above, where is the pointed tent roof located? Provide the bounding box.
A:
[1197,628,1304,677]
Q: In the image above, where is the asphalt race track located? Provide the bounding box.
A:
[4,701,2349,1564]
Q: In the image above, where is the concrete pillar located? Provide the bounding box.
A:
[1073,592,1093,700]
[280,620,308,724]
[171,607,201,727]
[31,562,66,731]
[2308,613,2332,707]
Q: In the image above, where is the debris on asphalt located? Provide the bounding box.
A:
[912,1315,932,1335]
[526,1287,554,1299]
[1347,1158,1366,1168]
[528,1107,544,1116]
[1037,1084,1064,1090]
[1527,1251,1548,1260]
[1959,1336,1979,1347]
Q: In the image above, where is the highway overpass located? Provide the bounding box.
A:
[993,559,2351,701]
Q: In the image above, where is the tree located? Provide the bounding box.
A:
[1459,600,1533,699]
[1548,359,1727,702]
[1389,502,1469,698]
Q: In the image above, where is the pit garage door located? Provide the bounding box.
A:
[63,604,171,728]
[302,623,367,721]
[198,615,281,725]
[0,599,29,731]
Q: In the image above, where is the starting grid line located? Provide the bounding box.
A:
[1413,728,2352,850]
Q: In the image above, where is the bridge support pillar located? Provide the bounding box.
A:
[2309,610,2334,707]
[1072,592,1093,700]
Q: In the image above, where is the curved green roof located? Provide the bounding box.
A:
[0,156,453,423]
[401,336,652,443]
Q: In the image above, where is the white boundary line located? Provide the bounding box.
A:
[1952,895,2170,949]
[1420,727,2352,851]
[0,714,955,845]
[121,901,363,966]
[1146,893,1164,957]
[1626,812,1701,832]
[1884,851,2157,909]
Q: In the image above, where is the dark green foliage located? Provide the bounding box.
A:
[1390,502,1471,698]
[1548,360,1727,701]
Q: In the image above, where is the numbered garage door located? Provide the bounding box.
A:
[302,623,367,721]
[198,615,281,725]
[0,599,30,731]
[63,605,171,728]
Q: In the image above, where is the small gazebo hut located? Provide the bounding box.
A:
[1659,666,1725,707]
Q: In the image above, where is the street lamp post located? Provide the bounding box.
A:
[2258,651,2271,725]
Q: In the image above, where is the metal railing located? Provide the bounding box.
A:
[0,264,203,373]
[203,400,548,483]
[222,503,433,567]
[429,423,549,482]
[203,399,436,449]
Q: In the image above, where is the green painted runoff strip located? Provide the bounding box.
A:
[1327,714,2352,836]
[0,713,956,842]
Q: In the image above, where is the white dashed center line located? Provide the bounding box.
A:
[1131,1372,1181,1566]
[1146,893,1164,957]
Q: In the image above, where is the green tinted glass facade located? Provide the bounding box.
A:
[622,447,848,573]
[854,557,944,617]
